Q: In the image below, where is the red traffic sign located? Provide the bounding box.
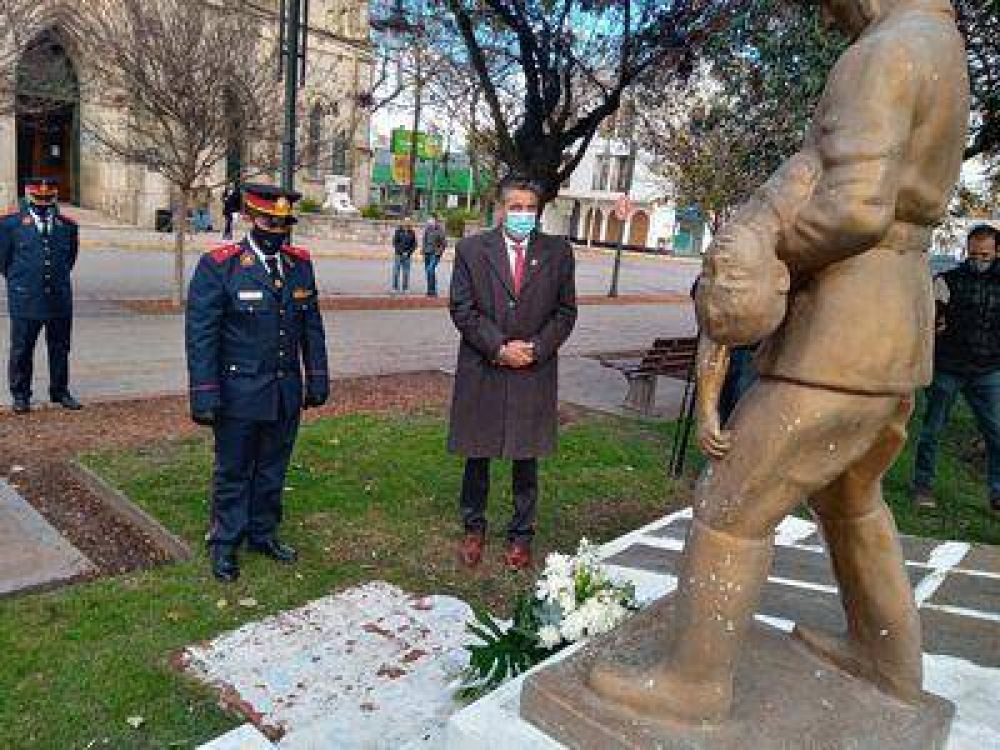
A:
[613,194,634,221]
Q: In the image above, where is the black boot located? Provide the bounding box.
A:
[248,538,298,563]
[52,393,82,410]
[210,544,239,582]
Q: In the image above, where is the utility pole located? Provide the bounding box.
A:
[280,0,309,192]
[407,45,422,217]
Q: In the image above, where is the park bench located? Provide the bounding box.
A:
[600,336,698,416]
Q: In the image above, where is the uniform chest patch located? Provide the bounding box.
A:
[292,287,313,300]
[238,289,264,301]
[240,252,255,267]
[21,217,31,226]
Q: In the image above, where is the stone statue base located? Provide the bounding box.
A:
[521,596,954,750]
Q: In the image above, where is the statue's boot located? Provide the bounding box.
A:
[793,505,922,703]
[589,520,773,721]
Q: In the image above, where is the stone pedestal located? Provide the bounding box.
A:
[521,597,955,750]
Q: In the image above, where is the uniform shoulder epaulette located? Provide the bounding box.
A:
[283,244,311,261]
[210,243,241,263]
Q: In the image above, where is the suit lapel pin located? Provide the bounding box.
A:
[531,258,539,267]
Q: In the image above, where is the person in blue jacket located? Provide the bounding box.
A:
[185,183,329,582]
[0,178,82,414]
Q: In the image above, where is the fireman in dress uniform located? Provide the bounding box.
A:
[0,177,82,414]
[185,183,329,582]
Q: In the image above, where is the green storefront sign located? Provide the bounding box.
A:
[390,128,443,159]
[373,161,487,194]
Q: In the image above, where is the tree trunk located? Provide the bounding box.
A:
[173,188,190,307]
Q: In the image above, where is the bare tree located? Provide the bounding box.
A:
[75,0,287,304]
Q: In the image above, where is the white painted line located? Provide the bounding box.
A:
[914,541,971,606]
[596,507,691,559]
[922,603,1000,624]
[767,575,839,595]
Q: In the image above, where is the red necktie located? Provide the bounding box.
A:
[513,242,526,295]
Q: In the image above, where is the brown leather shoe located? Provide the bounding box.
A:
[458,532,486,568]
[503,540,532,571]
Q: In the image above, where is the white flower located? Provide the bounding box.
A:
[537,625,562,649]
[559,609,587,642]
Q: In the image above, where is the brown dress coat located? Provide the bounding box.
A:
[447,227,577,459]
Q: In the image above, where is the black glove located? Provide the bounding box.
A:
[191,409,217,426]
[303,392,327,409]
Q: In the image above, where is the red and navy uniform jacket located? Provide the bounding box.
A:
[185,239,329,420]
[0,207,78,320]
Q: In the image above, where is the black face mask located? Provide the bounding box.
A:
[30,203,53,220]
[251,226,285,256]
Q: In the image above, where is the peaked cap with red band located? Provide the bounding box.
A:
[24,177,59,201]
[242,183,302,223]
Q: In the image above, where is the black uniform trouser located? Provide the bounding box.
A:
[209,409,301,547]
[460,457,538,543]
[8,316,72,401]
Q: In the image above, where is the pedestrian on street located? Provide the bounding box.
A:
[191,184,213,233]
[221,181,241,240]
[422,213,447,297]
[914,224,1000,514]
[448,174,577,571]
[0,177,83,414]
[185,183,329,582]
[391,218,416,293]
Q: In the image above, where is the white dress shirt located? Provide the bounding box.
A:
[247,235,284,278]
[30,209,53,237]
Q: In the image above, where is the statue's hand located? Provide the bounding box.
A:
[698,414,732,461]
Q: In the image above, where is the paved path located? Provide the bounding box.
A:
[0,301,695,405]
[0,478,93,596]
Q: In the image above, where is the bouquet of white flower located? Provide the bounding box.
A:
[458,538,637,701]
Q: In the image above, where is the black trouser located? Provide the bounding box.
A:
[209,409,301,547]
[222,213,234,240]
[460,457,538,543]
[9,316,72,402]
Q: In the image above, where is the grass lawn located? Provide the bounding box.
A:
[0,411,682,749]
[1,399,995,749]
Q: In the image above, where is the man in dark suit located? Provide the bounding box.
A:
[186,183,329,582]
[0,177,82,414]
[448,175,577,570]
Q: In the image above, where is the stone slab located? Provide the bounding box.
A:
[606,541,925,590]
[928,570,1000,614]
[960,544,1000,573]
[521,596,955,750]
[186,581,475,749]
[0,478,94,596]
[920,608,1000,669]
[197,724,276,750]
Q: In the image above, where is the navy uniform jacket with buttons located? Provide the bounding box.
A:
[185,240,329,421]
[0,208,78,319]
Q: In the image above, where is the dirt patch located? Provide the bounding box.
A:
[0,372,453,577]
[118,293,688,315]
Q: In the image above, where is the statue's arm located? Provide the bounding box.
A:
[773,41,918,273]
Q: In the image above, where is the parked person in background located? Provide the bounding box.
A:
[422,213,447,297]
[448,174,577,571]
[914,224,1000,515]
[392,218,417,293]
[221,181,241,240]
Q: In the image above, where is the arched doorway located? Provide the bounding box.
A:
[606,214,624,244]
[15,30,80,204]
[628,210,650,247]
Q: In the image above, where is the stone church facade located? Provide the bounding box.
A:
[0,1,373,226]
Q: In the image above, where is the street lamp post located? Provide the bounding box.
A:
[279,0,309,192]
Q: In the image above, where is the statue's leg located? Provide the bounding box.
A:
[589,380,899,722]
[795,396,923,703]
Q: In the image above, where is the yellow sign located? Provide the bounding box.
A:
[391,154,412,186]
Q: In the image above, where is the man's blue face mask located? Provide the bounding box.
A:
[504,210,537,239]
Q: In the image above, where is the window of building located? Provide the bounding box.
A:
[307,104,323,179]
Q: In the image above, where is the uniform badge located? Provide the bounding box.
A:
[292,287,312,300]
[274,278,284,290]
[240,252,255,267]
[238,289,264,301]
[276,197,290,214]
